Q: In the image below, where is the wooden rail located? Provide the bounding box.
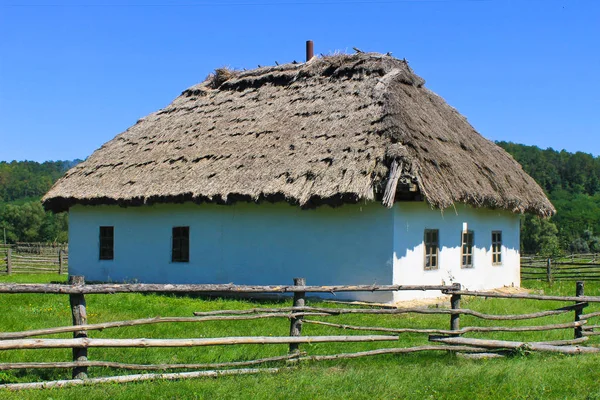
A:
[429,336,600,354]
[0,367,282,391]
[521,255,600,282]
[0,354,303,371]
[0,282,459,294]
[0,304,585,340]
[302,319,587,335]
[0,335,401,350]
[193,303,586,320]
[444,290,598,303]
[0,313,332,340]
[2,245,67,275]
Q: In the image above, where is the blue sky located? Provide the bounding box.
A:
[0,0,598,162]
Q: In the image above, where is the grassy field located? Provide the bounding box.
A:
[1,274,600,399]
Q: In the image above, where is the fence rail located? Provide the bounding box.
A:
[0,282,457,294]
[0,277,597,391]
[521,254,600,282]
[1,245,67,275]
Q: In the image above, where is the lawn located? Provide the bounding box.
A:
[1,274,600,399]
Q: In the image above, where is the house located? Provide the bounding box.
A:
[42,50,554,302]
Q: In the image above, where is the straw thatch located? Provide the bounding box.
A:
[43,53,554,216]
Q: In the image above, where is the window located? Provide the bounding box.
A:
[424,229,439,270]
[172,226,190,263]
[461,231,474,268]
[492,231,502,265]
[99,226,114,260]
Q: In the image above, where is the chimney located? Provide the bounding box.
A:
[306,40,314,62]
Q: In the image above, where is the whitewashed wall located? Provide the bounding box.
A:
[392,203,521,302]
[69,201,520,303]
[69,202,395,302]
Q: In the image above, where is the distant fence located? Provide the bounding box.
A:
[0,278,598,390]
[521,254,600,282]
[12,242,67,254]
[0,244,68,275]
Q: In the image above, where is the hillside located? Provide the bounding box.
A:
[0,160,79,203]
[0,160,80,243]
[497,142,600,254]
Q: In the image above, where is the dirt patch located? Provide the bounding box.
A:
[392,286,534,309]
[491,286,533,295]
[322,286,535,309]
[394,296,451,309]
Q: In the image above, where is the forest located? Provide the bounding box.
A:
[497,142,600,255]
[0,160,79,244]
[0,143,599,255]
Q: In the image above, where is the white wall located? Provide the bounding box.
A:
[69,202,395,302]
[392,202,521,301]
[69,201,521,303]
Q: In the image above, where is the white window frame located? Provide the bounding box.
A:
[424,229,439,270]
[461,230,474,269]
[492,231,502,266]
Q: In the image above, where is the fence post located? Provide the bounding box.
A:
[58,250,64,275]
[289,277,306,353]
[575,281,585,339]
[450,294,461,336]
[69,275,88,379]
[6,248,11,275]
[546,258,552,283]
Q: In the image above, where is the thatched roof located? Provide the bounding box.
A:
[43,53,555,216]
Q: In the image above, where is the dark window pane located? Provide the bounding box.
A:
[99,226,114,260]
[172,226,190,262]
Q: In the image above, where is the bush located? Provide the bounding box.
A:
[569,237,590,253]
[589,236,600,253]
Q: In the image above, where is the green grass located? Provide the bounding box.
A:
[1,274,600,399]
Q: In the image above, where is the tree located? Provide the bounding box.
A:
[498,142,600,254]
[0,202,68,243]
[521,214,560,256]
[0,202,45,242]
[0,159,77,244]
[586,174,600,196]
[40,211,69,243]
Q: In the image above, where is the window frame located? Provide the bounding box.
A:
[99,226,114,261]
[492,230,502,266]
[424,229,439,271]
[461,230,474,269]
[172,226,190,263]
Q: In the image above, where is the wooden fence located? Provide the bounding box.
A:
[0,278,599,390]
[12,242,67,254]
[0,245,68,275]
[521,254,600,282]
